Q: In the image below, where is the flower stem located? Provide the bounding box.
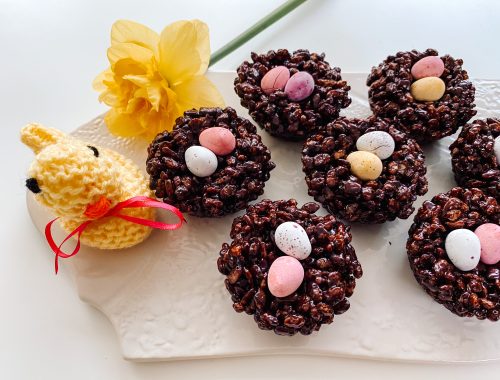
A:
[209,0,308,67]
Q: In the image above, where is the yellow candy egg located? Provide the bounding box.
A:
[410,77,446,102]
[346,151,383,181]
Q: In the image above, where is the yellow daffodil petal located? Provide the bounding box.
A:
[158,20,210,85]
[111,20,160,57]
[133,87,148,99]
[125,97,148,114]
[107,42,154,68]
[104,109,144,137]
[94,19,222,139]
[113,59,148,78]
[162,87,180,123]
[172,76,224,112]
[192,20,210,75]
[163,87,178,112]
[92,69,114,91]
[123,74,150,87]
[98,90,120,107]
[146,83,163,111]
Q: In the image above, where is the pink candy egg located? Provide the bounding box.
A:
[475,223,500,265]
[267,256,304,298]
[199,127,236,156]
[411,56,445,80]
[260,66,290,94]
[284,71,315,101]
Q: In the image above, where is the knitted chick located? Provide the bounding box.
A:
[21,123,154,250]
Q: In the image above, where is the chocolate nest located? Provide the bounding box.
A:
[234,49,351,140]
[366,48,476,143]
[450,118,500,198]
[407,187,500,320]
[302,116,428,223]
[217,199,363,336]
[146,107,275,217]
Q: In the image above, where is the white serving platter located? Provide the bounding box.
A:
[27,72,500,362]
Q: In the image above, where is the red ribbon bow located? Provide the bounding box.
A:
[45,196,185,274]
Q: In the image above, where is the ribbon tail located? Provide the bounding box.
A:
[45,218,91,274]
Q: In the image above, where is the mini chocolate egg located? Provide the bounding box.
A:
[274,221,312,260]
[267,256,304,297]
[260,66,290,94]
[184,146,217,177]
[284,71,315,101]
[494,135,500,163]
[475,223,500,265]
[346,151,383,181]
[356,131,395,160]
[411,56,445,80]
[199,127,236,156]
[445,229,481,271]
[410,77,446,102]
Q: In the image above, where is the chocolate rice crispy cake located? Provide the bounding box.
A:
[450,118,500,198]
[367,48,476,143]
[302,116,428,223]
[217,199,363,336]
[407,187,500,320]
[146,107,275,217]
[234,49,351,140]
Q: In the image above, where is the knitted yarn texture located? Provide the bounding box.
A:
[21,123,154,249]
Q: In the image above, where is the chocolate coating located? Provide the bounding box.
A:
[367,48,476,143]
[302,116,428,223]
[234,49,351,140]
[407,187,500,320]
[450,118,500,198]
[217,199,362,336]
[146,107,275,217]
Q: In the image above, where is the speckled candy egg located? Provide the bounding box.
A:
[184,146,218,177]
[411,56,445,80]
[475,223,500,265]
[199,127,236,156]
[445,229,481,271]
[267,256,304,297]
[356,131,395,160]
[410,77,446,102]
[346,151,383,181]
[284,71,315,101]
[274,221,312,260]
[260,66,290,94]
[494,135,500,163]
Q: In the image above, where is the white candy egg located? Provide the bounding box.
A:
[274,221,312,260]
[184,146,218,177]
[356,131,395,160]
[445,229,481,271]
[494,135,500,164]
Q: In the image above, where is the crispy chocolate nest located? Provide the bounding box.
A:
[407,187,500,320]
[302,116,428,223]
[450,118,500,198]
[366,48,476,143]
[234,49,351,140]
[146,107,275,217]
[217,199,363,336]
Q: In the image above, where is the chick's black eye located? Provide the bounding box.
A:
[87,145,99,157]
[26,178,41,193]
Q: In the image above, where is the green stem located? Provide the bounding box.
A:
[209,0,308,67]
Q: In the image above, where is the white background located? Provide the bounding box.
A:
[1,0,500,378]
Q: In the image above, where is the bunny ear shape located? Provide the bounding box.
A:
[20,123,67,154]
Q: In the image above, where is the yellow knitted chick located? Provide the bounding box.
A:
[21,123,154,250]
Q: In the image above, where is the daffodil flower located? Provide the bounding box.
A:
[93,19,224,139]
